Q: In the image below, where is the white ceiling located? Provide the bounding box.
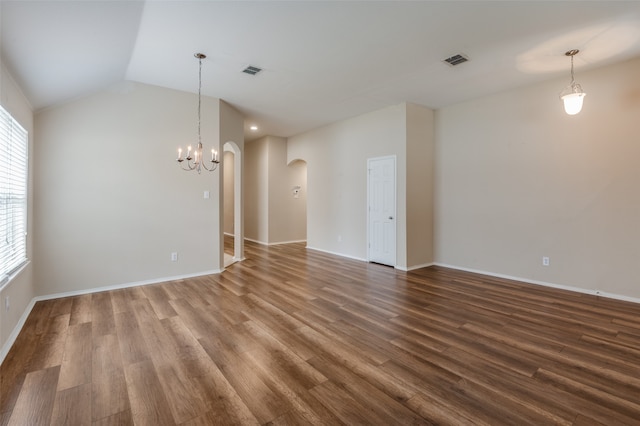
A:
[3,1,640,141]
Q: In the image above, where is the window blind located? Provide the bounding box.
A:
[0,105,28,285]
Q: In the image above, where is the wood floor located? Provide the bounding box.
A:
[2,241,640,425]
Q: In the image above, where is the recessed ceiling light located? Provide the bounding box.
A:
[250,125,258,131]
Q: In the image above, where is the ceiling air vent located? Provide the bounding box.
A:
[242,65,262,75]
[443,54,469,67]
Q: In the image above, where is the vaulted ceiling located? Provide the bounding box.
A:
[3,1,640,140]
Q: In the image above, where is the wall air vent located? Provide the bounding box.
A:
[443,54,469,67]
[242,65,262,75]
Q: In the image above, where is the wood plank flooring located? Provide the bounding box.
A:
[2,240,640,425]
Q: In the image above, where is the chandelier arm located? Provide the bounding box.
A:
[181,161,196,171]
[200,159,220,172]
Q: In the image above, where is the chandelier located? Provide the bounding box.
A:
[176,53,219,172]
[559,49,586,115]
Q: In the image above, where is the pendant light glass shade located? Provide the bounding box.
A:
[559,49,586,115]
[560,82,586,115]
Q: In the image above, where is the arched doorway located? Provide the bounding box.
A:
[223,141,243,266]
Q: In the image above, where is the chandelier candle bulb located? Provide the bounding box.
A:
[178,148,182,160]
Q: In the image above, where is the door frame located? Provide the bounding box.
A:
[366,155,397,266]
[223,141,244,265]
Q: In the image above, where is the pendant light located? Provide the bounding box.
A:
[559,49,586,115]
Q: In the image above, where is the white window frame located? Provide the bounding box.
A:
[0,105,29,288]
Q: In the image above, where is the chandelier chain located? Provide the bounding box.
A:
[198,55,202,146]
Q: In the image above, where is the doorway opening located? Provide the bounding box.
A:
[223,141,243,267]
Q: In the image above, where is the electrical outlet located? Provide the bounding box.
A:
[542,256,550,266]
[5,296,9,312]
[171,252,178,262]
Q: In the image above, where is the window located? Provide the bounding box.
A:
[0,105,28,285]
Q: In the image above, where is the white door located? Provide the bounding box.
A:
[367,156,396,266]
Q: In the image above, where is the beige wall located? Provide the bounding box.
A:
[288,104,405,261]
[219,100,245,261]
[244,137,269,243]
[34,82,224,296]
[435,57,640,300]
[220,101,244,240]
[268,137,306,244]
[288,103,435,268]
[0,63,36,359]
[406,103,435,268]
[245,136,306,244]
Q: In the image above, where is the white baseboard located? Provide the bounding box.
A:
[305,245,367,262]
[396,262,435,272]
[269,239,307,246]
[303,247,433,271]
[244,237,307,246]
[243,237,265,245]
[434,262,640,305]
[1,298,37,365]
[303,246,434,270]
[33,269,223,302]
[0,268,222,365]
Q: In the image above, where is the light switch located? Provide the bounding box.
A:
[204,190,210,199]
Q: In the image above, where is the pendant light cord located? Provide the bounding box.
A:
[570,54,575,84]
